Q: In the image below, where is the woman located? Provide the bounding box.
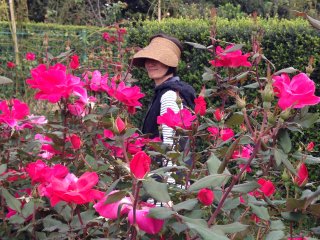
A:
[132,34,196,147]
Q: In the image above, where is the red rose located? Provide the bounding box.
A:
[25,52,36,61]
[197,188,214,206]
[129,151,151,179]
[194,96,206,116]
[293,163,308,187]
[70,134,82,150]
[7,61,16,68]
[70,54,80,69]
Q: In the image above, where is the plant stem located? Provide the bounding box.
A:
[207,138,261,226]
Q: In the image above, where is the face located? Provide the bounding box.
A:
[144,59,171,85]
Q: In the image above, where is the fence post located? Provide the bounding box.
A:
[8,0,20,94]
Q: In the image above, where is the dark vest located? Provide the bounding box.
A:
[141,76,196,138]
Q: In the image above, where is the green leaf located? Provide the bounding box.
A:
[306,14,320,30]
[307,204,320,217]
[274,148,296,175]
[212,222,248,234]
[54,202,72,222]
[185,41,208,50]
[224,44,244,53]
[232,181,260,193]
[181,216,229,240]
[281,211,304,222]
[295,113,319,128]
[0,187,21,213]
[123,128,138,138]
[243,82,259,89]
[206,153,221,174]
[286,198,307,211]
[202,71,214,81]
[151,165,187,174]
[148,207,175,219]
[270,220,285,230]
[273,67,298,75]
[105,190,127,204]
[171,222,188,234]
[266,230,285,240]
[249,204,270,220]
[222,197,240,211]
[70,210,96,229]
[21,200,34,219]
[106,179,121,195]
[43,215,69,232]
[0,76,13,84]
[84,154,98,170]
[0,164,7,175]
[143,179,171,203]
[8,215,25,224]
[278,129,292,154]
[173,199,198,212]
[188,174,230,192]
[225,112,244,128]
[292,152,320,165]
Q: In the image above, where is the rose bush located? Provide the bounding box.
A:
[0,23,320,240]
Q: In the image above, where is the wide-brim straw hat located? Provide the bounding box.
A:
[132,37,181,68]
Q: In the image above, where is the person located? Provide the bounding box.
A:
[132,33,196,149]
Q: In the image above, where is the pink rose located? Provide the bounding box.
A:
[272,73,320,110]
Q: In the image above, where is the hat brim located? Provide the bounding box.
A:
[132,37,181,68]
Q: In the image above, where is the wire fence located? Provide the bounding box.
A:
[0,22,123,99]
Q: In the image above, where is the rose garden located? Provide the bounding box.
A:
[1,5,320,240]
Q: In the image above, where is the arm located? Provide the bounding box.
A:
[160,90,181,146]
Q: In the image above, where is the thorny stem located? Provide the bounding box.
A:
[121,136,130,164]
[61,98,69,160]
[207,138,262,226]
[131,180,141,240]
[242,108,255,136]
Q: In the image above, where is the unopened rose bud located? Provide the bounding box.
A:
[305,65,314,76]
[281,169,290,181]
[176,95,183,106]
[267,111,276,124]
[236,96,246,109]
[280,108,291,120]
[306,142,314,152]
[262,82,274,102]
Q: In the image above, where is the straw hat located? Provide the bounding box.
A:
[132,37,181,68]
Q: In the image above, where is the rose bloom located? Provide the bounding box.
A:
[104,80,145,114]
[210,44,251,68]
[26,63,81,103]
[197,188,214,206]
[25,52,36,61]
[157,108,196,130]
[7,61,16,68]
[272,73,320,110]
[70,54,80,69]
[254,178,275,197]
[128,203,164,235]
[94,191,132,219]
[194,96,206,116]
